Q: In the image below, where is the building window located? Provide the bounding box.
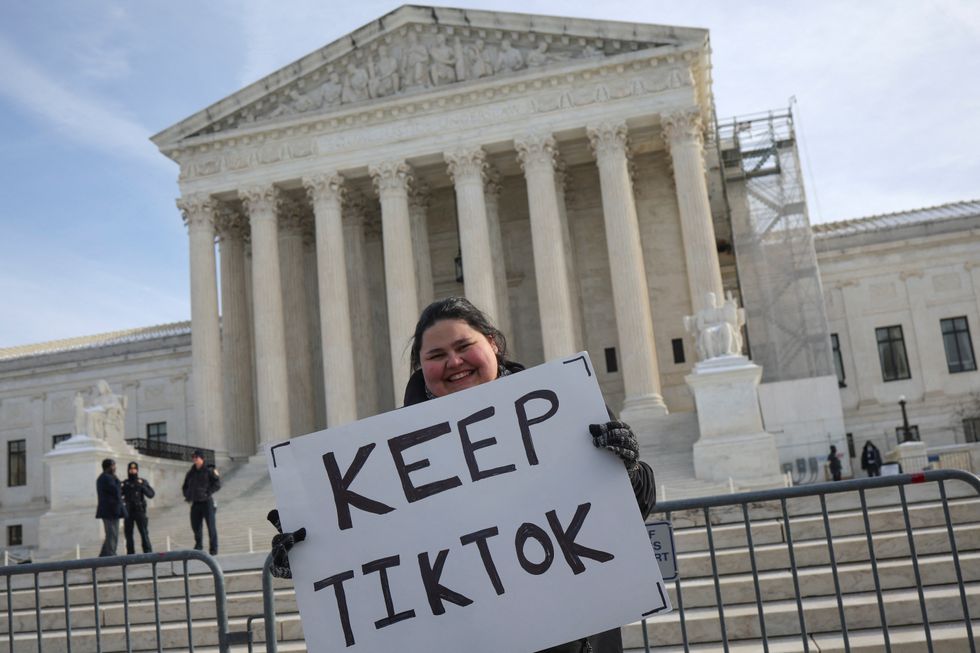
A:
[7,440,26,487]
[7,524,22,547]
[831,334,846,388]
[146,422,167,443]
[671,338,685,364]
[876,325,911,382]
[965,418,980,443]
[895,425,920,442]
[941,317,976,373]
[52,434,71,449]
[604,347,618,374]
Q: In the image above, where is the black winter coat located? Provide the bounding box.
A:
[122,476,156,514]
[95,472,126,519]
[182,465,221,503]
[403,360,657,653]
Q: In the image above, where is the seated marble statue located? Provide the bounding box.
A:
[684,291,745,361]
[74,380,127,443]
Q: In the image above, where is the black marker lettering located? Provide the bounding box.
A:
[418,549,473,615]
[323,444,395,531]
[514,389,559,466]
[388,422,463,503]
[460,527,505,595]
[546,502,614,574]
[312,570,356,647]
[362,555,416,629]
[458,407,516,482]
[514,522,554,575]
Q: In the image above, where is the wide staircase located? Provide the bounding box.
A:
[3,474,979,651]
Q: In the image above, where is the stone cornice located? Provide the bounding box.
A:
[167,45,704,186]
[152,7,708,149]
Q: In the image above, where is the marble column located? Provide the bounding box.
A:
[239,184,291,445]
[555,159,585,351]
[278,196,316,437]
[483,167,513,343]
[370,160,419,405]
[343,194,380,418]
[304,229,326,430]
[445,147,499,321]
[663,110,724,314]
[176,194,226,453]
[516,133,578,359]
[304,173,358,427]
[587,122,668,418]
[216,206,256,458]
[408,182,435,310]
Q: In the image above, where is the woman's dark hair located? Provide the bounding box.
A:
[409,297,507,371]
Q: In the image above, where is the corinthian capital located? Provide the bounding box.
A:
[277,196,309,234]
[444,147,487,184]
[238,184,282,218]
[303,172,346,206]
[176,193,216,229]
[214,204,250,242]
[586,122,630,161]
[369,160,414,197]
[661,110,704,149]
[514,133,558,173]
[409,181,431,211]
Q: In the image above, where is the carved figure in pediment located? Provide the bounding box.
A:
[342,62,370,103]
[582,44,603,58]
[526,42,550,67]
[496,39,525,72]
[370,45,400,97]
[466,38,495,78]
[429,33,456,86]
[317,72,343,107]
[403,31,430,88]
[269,85,317,118]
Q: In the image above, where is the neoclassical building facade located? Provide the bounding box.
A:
[152,6,731,459]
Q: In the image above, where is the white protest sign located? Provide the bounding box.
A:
[645,521,678,582]
[267,352,670,653]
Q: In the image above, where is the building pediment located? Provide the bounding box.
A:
[152,6,708,151]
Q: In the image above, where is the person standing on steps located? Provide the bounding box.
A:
[182,450,221,555]
[827,445,843,481]
[95,458,125,557]
[121,461,155,554]
[860,440,883,477]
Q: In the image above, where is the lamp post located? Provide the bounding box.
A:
[898,395,913,443]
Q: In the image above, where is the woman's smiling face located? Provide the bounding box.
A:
[419,319,499,397]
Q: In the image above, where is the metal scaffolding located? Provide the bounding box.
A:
[717,108,834,383]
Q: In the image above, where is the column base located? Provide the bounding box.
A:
[620,393,669,425]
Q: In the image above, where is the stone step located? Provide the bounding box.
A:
[624,620,980,652]
[626,581,980,647]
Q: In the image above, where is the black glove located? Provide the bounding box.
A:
[267,509,306,579]
[589,421,640,475]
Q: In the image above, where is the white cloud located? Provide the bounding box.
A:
[0,36,173,172]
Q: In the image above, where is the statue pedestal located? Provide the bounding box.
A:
[886,440,929,473]
[686,357,783,487]
[37,435,135,557]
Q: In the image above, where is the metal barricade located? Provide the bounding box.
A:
[1,550,231,653]
[638,469,980,653]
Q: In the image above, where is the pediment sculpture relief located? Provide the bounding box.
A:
[198,27,662,135]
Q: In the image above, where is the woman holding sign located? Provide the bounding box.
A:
[271,297,657,653]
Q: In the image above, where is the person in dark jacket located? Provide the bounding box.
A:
[121,461,155,554]
[269,297,657,653]
[828,445,843,481]
[860,441,882,477]
[182,450,221,555]
[95,458,126,557]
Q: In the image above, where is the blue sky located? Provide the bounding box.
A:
[1,0,978,347]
